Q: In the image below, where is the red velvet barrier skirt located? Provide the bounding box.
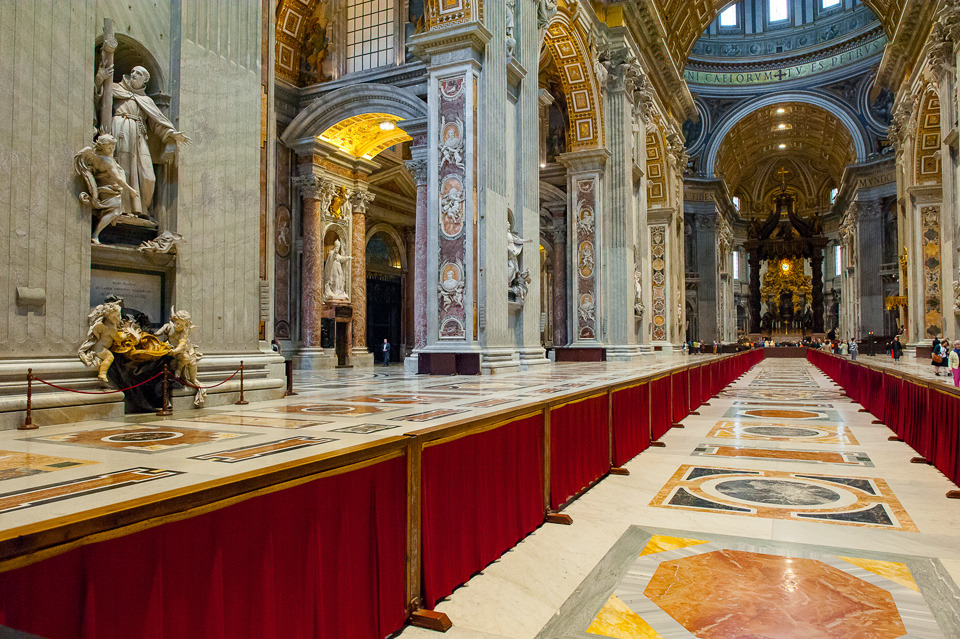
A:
[671,371,689,424]
[613,383,650,467]
[899,381,929,458]
[881,374,901,431]
[929,390,960,485]
[550,396,609,511]
[650,377,672,441]
[421,414,545,608]
[0,456,409,639]
[690,367,703,410]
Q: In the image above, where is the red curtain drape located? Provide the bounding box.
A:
[612,383,650,467]
[0,456,409,639]
[421,414,545,608]
[881,374,901,433]
[550,396,609,511]
[650,377,672,441]
[930,390,960,485]
[689,367,702,410]
[672,371,689,424]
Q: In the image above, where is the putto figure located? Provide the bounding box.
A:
[74,134,140,243]
[78,302,125,383]
[95,63,191,216]
[155,308,206,406]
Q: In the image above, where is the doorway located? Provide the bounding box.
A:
[367,276,402,362]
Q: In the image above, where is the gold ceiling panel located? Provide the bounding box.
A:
[319,113,412,160]
[715,103,855,204]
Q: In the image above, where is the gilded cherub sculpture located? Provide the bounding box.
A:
[155,308,206,406]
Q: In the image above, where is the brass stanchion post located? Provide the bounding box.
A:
[19,369,37,430]
[235,361,249,405]
[156,365,173,416]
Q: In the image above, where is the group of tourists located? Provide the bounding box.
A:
[930,336,960,387]
[818,338,859,360]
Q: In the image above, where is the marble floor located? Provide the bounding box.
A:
[396,359,960,639]
[0,354,711,535]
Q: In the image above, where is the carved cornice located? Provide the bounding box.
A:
[875,1,939,91]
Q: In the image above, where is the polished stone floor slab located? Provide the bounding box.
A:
[537,527,959,639]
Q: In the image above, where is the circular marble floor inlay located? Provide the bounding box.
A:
[742,426,821,438]
[742,409,822,419]
[714,479,842,506]
[102,431,184,443]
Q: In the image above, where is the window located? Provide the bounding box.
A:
[732,196,741,211]
[733,251,740,280]
[720,4,738,27]
[830,188,839,203]
[346,0,396,74]
[835,245,842,276]
[822,0,840,8]
[769,0,789,22]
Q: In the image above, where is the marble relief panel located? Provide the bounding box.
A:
[921,206,943,338]
[437,74,468,340]
[574,178,598,340]
[650,225,668,341]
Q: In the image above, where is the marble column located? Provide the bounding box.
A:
[406,158,429,353]
[749,251,762,333]
[551,217,568,347]
[293,175,325,352]
[812,250,825,333]
[404,226,417,356]
[350,190,374,363]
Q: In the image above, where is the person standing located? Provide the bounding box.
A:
[849,339,858,360]
[840,340,848,356]
[892,336,903,361]
[381,338,391,367]
[951,340,960,387]
[933,336,949,376]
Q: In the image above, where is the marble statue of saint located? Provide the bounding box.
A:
[507,212,532,304]
[95,64,191,216]
[74,134,140,243]
[324,239,351,300]
[78,302,125,384]
[155,308,206,406]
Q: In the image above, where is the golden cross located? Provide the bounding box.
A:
[776,167,790,185]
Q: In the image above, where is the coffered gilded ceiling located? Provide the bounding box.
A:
[714,102,855,203]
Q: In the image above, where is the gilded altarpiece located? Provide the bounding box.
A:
[437,74,469,340]
[921,206,943,338]
[574,178,599,340]
[651,225,668,341]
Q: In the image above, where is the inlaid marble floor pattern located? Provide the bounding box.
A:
[396,359,960,639]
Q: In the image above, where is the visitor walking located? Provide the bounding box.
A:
[951,341,960,388]
[381,338,391,367]
[891,336,903,362]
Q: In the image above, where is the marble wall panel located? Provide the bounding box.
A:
[574,178,598,341]
[176,0,262,352]
[651,225,668,341]
[0,2,97,357]
[921,205,943,338]
[437,74,468,341]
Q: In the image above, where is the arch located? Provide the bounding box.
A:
[914,88,942,186]
[365,223,408,272]
[540,12,604,150]
[704,92,869,176]
[280,84,428,149]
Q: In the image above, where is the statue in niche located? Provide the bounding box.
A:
[155,308,206,406]
[634,267,644,318]
[507,210,532,304]
[74,134,140,243]
[324,238,351,300]
[95,59,191,217]
[505,0,517,60]
[78,301,126,383]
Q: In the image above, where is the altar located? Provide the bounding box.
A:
[744,172,827,335]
